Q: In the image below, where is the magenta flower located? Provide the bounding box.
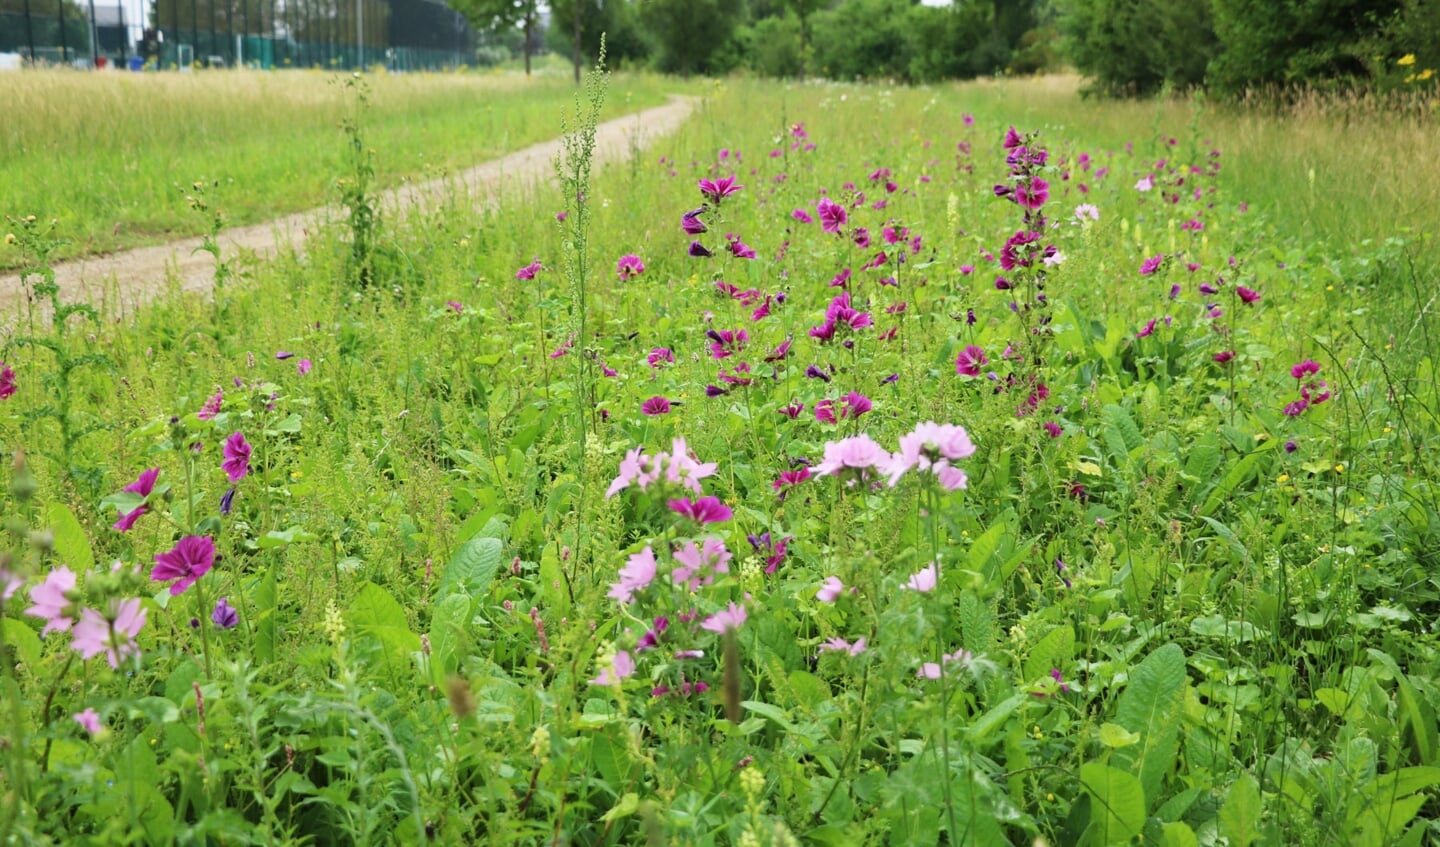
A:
[1044,421,1063,438]
[918,649,973,680]
[817,197,848,233]
[276,351,295,360]
[73,708,103,736]
[1135,175,1155,192]
[0,567,21,601]
[816,576,845,603]
[647,347,674,368]
[956,345,988,377]
[608,547,658,604]
[707,328,748,359]
[447,300,464,313]
[641,396,672,416]
[297,359,312,376]
[671,538,731,590]
[25,566,78,635]
[792,209,813,224]
[1136,318,1157,338]
[842,392,872,418]
[151,535,215,596]
[616,254,645,281]
[1015,177,1049,209]
[222,431,251,483]
[1213,350,1236,364]
[853,227,871,249]
[589,650,636,686]
[700,601,747,634]
[773,467,811,494]
[727,236,756,260]
[903,563,938,593]
[698,176,743,204]
[113,467,160,532]
[815,400,837,424]
[1139,255,1164,275]
[668,495,733,524]
[516,259,544,281]
[70,598,147,668]
[688,241,714,258]
[0,361,15,400]
[1237,286,1261,304]
[197,391,223,420]
[211,597,239,629]
[1291,360,1320,380]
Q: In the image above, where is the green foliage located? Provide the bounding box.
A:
[640,0,745,75]
[1055,0,1219,95]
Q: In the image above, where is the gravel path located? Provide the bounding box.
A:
[0,94,697,324]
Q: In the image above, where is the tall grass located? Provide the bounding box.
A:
[0,69,678,267]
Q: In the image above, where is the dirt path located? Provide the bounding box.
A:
[0,94,698,325]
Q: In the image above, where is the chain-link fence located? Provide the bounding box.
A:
[0,0,476,70]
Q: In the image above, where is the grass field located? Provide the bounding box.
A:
[0,69,676,269]
[2,72,1439,845]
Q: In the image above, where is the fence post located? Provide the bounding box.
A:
[58,0,68,62]
[23,0,35,61]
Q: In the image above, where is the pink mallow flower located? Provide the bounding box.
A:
[812,435,892,479]
[25,566,78,635]
[668,495,733,524]
[616,254,645,281]
[819,637,867,656]
[608,547,657,604]
[69,598,147,668]
[816,576,845,603]
[817,197,848,233]
[903,563,938,593]
[701,601,748,634]
[956,345,988,377]
[589,650,635,686]
[73,707,104,736]
[671,538,732,591]
[515,259,544,281]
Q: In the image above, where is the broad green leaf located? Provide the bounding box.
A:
[257,526,317,549]
[966,521,1006,575]
[1218,772,1261,847]
[428,593,470,683]
[1,618,43,671]
[538,542,569,617]
[46,502,93,572]
[1159,821,1198,847]
[1080,762,1146,845]
[957,591,994,654]
[1023,625,1074,684]
[788,670,831,711]
[742,700,797,733]
[252,568,276,665]
[600,792,639,823]
[946,769,1008,846]
[965,692,1027,746]
[1200,440,1277,517]
[349,581,421,678]
[1112,643,1185,809]
[439,535,502,602]
[591,728,633,789]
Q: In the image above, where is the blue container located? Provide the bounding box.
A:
[128,56,145,71]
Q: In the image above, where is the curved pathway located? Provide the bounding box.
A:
[0,94,698,324]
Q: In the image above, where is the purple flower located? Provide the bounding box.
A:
[792,209,813,224]
[647,347,674,367]
[682,207,708,235]
[1139,255,1164,275]
[853,227,871,249]
[0,361,16,400]
[211,597,239,629]
[113,468,160,532]
[819,637,867,656]
[608,547,657,604]
[1291,360,1320,380]
[816,576,844,603]
[700,601,747,634]
[956,345,988,377]
[297,359,312,375]
[617,254,646,281]
[641,396,672,416]
[728,236,756,259]
[151,535,216,596]
[688,241,714,258]
[814,399,837,424]
[817,197,847,233]
[73,708,103,736]
[275,351,295,360]
[1044,421,1063,438]
[1136,318,1157,338]
[1213,350,1235,364]
[1015,177,1049,209]
[219,487,236,515]
[222,431,251,483]
[668,495,733,525]
[671,538,732,590]
[589,650,636,686]
[1237,286,1261,304]
[842,391,871,418]
[903,563,938,593]
[515,259,543,281]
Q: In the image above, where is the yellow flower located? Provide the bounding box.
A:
[1334,463,1345,474]
[1399,54,1417,66]
[1420,69,1435,81]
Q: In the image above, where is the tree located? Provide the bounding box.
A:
[639,0,745,75]
[448,0,540,74]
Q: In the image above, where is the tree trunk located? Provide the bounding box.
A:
[523,15,532,75]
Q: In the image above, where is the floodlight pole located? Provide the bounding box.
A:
[355,0,361,68]
[87,0,98,65]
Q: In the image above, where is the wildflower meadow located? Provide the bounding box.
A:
[2,67,1440,846]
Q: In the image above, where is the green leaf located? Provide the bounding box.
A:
[1158,821,1198,847]
[958,591,994,655]
[965,692,1027,746]
[600,792,639,823]
[253,567,277,665]
[348,582,421,678]
[1218,772,1262,847]
[1099,723,1141,749]
[257,526,317,549]
[741,700,797,733]
[1111,643,1186,809]
[428,593,470,683]
[46,502,93,572]
[591,728,633,789]
[1,618,43,671]
[439,536,502,602]
[1023,625,1074,684]
[538,543,569,618]
[1080,762,1146,845]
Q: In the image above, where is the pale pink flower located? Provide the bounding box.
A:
[607,547,657,604]
[918,648,973,679]
[813,435,891,478]
[903,563,938,593]
[816,576,845,603]
[589,650,636,686]
[25,566,78,635]
[70,598,147,668]
[672,538,732,591]
[73,708,103,736]
[819,637,867,656]
[1,567,24,601]
[701,601,747,634]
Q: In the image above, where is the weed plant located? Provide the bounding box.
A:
[1,75,1439,845]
